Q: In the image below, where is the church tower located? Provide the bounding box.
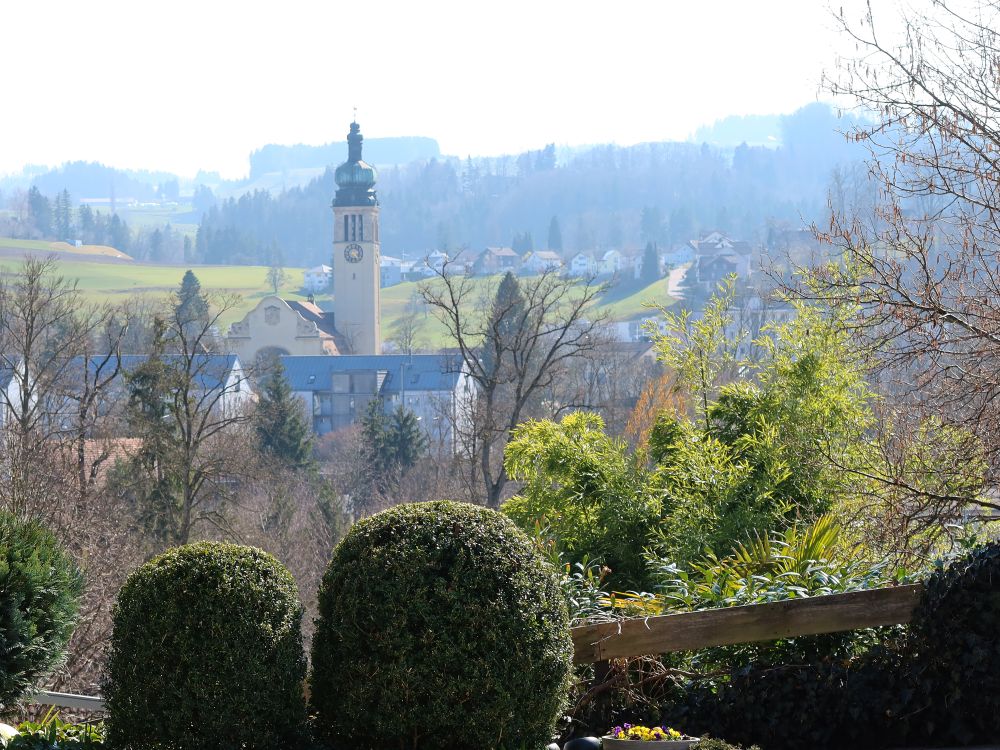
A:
[332,121,381,355]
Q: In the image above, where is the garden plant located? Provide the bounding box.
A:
[310,500,574,750]
[103,542,307,750]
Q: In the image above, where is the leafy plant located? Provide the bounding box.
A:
[503,412,662,589]
[104,542,307,750]
[0,512,83,709]
[310,500,573,750]
[5,709,104,750]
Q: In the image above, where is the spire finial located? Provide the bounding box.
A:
[353,105,358,123]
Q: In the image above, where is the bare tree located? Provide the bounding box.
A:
[420,266,607,508]
[791,1,1000,526]
[115,284,257,546]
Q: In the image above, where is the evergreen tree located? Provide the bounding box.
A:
[482,271,526,378]
[108,213,130,252]
[255,359,313,468]
[27,187,52,237]
[641,241,661,285]
[360,400,427,475]
[53,190,73,241]
[385,406,428,469]
[77,203,94,242]
[175,270,210,330]
[547,216,563,252]
[511,231,534,253]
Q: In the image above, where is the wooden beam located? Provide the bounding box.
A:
[571,584,924,664]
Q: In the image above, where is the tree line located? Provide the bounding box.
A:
[194,103,868,266]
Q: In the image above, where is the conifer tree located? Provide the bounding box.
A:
[482,271,526,378]
[547,216,563,252]
[255,359,313,469]
[641,241,660,285]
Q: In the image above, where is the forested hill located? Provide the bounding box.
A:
[249,137,440,180]
[194,103,869,267]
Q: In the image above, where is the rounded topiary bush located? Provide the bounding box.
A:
[310,500,574,750]
[0,511,82,709]
[104,542,307,750]
[904,541,1000,744]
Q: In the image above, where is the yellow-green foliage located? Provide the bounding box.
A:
[504,412,662,589]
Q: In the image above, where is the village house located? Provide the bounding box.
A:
[520,250,563,275]
[569,252,597,276]
[473,247,522,275]
[303,265,332,293]
[599,249,626,275]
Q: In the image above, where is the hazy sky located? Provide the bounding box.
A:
[1,1,865,179]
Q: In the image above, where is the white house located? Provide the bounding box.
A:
[600,249,625,275]
[303,265,332,293]
[521,250,563,275]
[569,253,596,276]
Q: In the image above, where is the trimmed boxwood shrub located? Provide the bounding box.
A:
[104,542,307,750]
[0,511,83,709]
[310,500,574,750]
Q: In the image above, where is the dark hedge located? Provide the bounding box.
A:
[903,541,1000,744]
[310,500,574,750]
[0,511,82,709]
[104,542,307,750]
[661,542,1000,750]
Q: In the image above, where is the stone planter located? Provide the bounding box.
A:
[601,736,700,750]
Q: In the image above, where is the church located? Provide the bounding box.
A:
[226,120,382,360]
[223,122,474,447]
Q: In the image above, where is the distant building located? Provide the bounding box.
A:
[599,249,626,275]
[520,250,563,275]
[303,265,332,293]
[281,354,473,449]
[688,231,753,293]
[569,252,597,276]
[332,121,382,355]
[474,247,521,275]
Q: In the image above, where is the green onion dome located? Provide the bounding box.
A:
[333,122,378,206]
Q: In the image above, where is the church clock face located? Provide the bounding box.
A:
[344,243,364,263]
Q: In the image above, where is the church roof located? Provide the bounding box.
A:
[285,300,344,355]
[281,354,465,393]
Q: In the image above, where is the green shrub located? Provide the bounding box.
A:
[0,512,83,708]
[692,739,761,750]
[104,542,307,750]
[310,500,574,750]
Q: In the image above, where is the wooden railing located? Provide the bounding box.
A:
[570,584,924,663]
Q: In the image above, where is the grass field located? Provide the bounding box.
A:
[0,238,132,259]
[0,248,677,344]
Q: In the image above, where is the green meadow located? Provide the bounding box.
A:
[0,249,677,344]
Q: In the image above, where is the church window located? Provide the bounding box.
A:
[359,215,364,241]
[343,215,349,242]
[350,215,357,241]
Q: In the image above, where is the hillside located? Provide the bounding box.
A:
[0,253,676,346]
